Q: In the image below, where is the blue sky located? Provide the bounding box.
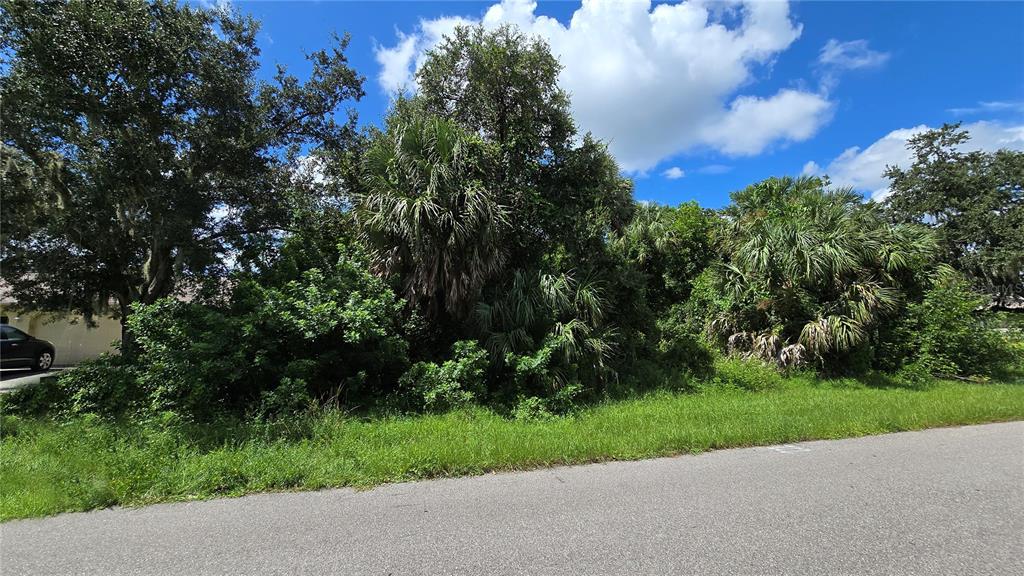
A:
[219,0,1024,208]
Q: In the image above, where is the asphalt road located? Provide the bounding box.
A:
[0,369,61,392]
[0,368,40,382]
[2,423,1022,576]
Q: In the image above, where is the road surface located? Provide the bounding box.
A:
[0,369,61,393]
[2,422,1022,575]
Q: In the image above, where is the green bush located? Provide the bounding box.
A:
[508,382,583,420]
[475,271,618,402]
[0,380,60,419]
[902,267,1013,377]
[0,353,137,419]
[675,268,732,341]
[708,357,784,391]
[511,395,554,421]
[229,251,413,404]
[891,361,936,390]
[54,353,139,417]
[396,341,488,412]
[128,299,243,417]
[4,244,414,422]
[655,306,715,378]
[254,377,314,419]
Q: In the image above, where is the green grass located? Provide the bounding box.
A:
[2,372,1023,521]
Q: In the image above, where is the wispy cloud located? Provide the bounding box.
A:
[948,100,1024,116]
[196,0,232,10]
[695,164,732,175]
[816,38,889,93]
[818,39,890,70]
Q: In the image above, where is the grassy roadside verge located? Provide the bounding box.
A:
[2,375,1023,521]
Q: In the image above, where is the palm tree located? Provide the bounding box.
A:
[356,114,508,320]
[713,176,934,367]
[473,269,615,391]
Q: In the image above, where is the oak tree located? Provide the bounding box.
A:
[1,0,364,348]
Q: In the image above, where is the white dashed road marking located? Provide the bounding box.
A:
[767,444,812,454]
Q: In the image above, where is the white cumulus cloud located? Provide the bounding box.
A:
[801,160,821,176]
[810,120,1024,201]
[701,89,834,156]
[374,0,834,172]
[662,166,685,179]
[376,16,476,94]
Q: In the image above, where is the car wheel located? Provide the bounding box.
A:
[36,350,54,372]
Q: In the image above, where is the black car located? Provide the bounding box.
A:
[0,324,56,371]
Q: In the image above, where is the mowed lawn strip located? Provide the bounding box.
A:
[3,378,1023,521]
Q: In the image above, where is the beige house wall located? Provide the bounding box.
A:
[1,309,120,366]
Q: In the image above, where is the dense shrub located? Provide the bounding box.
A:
[654,309,715,378]
[511,395,555,421]
[128,300,243,416]
[891,361,936,390]
[610,202,715,310]
[899,267,1014,377]
[675,269,733,342]
[396,341,488,412]
[137,246,410,418]
[254,377,315,419]
[510,381,584,421]
[0,354,136,419]
[600,202,717,377]
[4,245,414,422]
[476,271,617,402]
[52,354,139,417]
[235,252,413,401]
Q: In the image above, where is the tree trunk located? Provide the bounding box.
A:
[119,301,137,359]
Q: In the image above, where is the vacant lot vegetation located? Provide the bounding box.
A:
[3,368,1022,521]
[2,1,1022,522]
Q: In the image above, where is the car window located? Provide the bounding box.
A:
[1,326,28,341]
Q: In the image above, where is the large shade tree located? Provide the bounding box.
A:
[356,24,633,387]
[0,0,364,348]
[884,123,1024,308]
[416,24,574,177]
[413,25,633,269]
